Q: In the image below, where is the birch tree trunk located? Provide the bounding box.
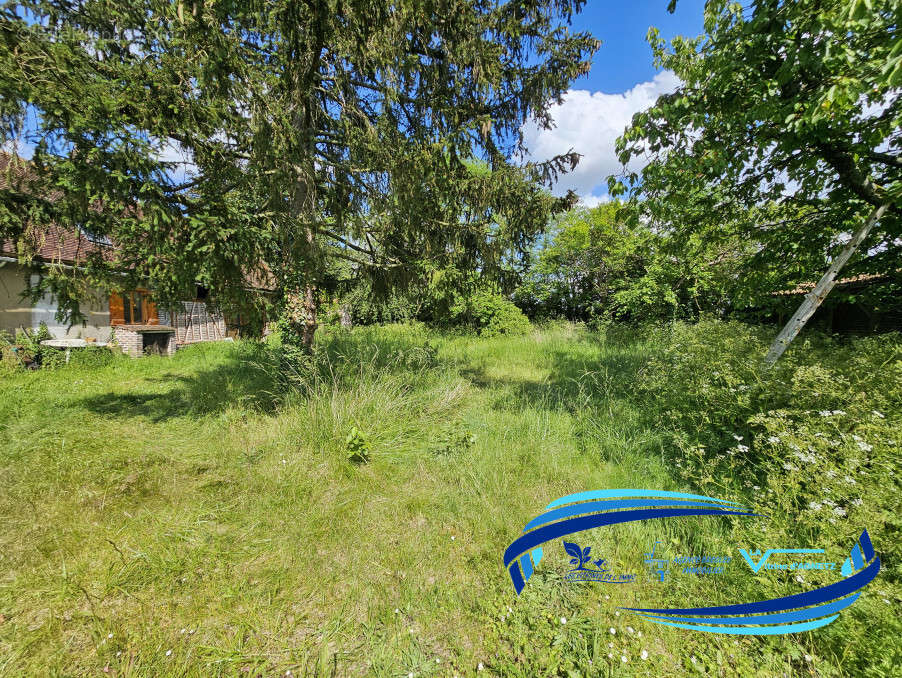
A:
[764,202,890,365]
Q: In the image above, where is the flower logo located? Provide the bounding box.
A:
[563,541,608,572]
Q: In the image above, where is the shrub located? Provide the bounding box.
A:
[634,319,902,676]
[453,291,532,337]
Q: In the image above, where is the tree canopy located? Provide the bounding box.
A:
[0,0,598,347]
[611,0,901,292]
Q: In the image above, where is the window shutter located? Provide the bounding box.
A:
[145,296,159,325]
[109,293,125,325]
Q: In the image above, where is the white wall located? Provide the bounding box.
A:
[0,263,111,340]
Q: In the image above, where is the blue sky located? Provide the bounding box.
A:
[5,2,707,201]
[522,0,707,204]
[570,1,706,93]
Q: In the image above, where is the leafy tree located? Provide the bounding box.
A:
[0,0,598,353]
[612,0,901,362]
[514,201,747,321]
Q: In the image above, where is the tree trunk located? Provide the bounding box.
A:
[283,283,318,351]
[764,202,890,366]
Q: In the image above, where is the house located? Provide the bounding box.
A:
[771,272,902,334]
[0,154,272,356]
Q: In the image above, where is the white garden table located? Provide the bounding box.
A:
[40,338,108,363]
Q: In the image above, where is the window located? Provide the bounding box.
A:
[77,225,113,247]
[123,292,143,324]
[110,290,158,326]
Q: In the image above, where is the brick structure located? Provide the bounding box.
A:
[113,325,177,358]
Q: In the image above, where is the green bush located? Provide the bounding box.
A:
[452,291,532,337]
[635,319,902,676]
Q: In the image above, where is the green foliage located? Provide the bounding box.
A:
[613,0,902,306]
[344,426,370,464]
[515,202,746,322]
[635,319,902,675]
[431,421,476,456]
[450,290,531,337]
[2,322,121,371]
[68,345,118,369]
[0,0,596,351]
[342,282,421,326]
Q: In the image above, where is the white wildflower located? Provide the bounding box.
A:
[627,626,634,634]
[477,663,484,671]
[165,650,172,657]
[609,627,616,635]
[560,617,566,625]
[833,506,847,517]
[733,435,743,441]
[832,410,845,416]
[819,411,832,417]
[768,436,780,444]
[621,655,628,663]
[641,649,649,660]
[872,410,885,419]
[857,441,873,452]
[804,654,812,662]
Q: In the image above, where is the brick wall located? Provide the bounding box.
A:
[113,327,176,358]
[114,327,143,357]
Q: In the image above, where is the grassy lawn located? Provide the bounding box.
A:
[0,322,899,676]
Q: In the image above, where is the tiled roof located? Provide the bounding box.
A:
[1,152,113,265]
[772,273,893,296]
[1,153,274,290]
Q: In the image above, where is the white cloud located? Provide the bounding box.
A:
[153,137,197,182]
[521,70,680,201]
[1,138,34,159]
[578,194,610,208]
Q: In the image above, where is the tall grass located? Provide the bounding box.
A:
[0,321,898,676]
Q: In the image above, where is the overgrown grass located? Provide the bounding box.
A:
[0,321,898,676]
